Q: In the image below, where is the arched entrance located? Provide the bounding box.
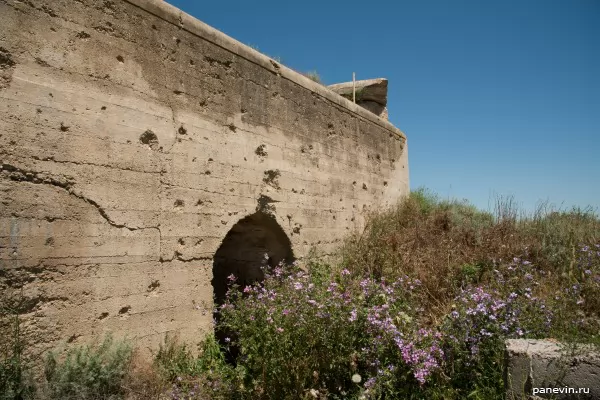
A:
[212,211,294,308]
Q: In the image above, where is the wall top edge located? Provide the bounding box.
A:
[123,0,406,141]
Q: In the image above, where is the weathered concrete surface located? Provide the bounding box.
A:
[328,78,389,120]
[0,0,408,356]
[505,339,600,399]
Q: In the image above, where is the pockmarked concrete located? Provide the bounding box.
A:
[0,0,408,356]
[505,339,600,399]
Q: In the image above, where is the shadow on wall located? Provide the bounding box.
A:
[211,211,295,308]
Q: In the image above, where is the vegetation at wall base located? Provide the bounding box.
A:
[0,299,35,400]
[1,188,598,399]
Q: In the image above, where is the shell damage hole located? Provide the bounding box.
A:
[174,199,184,209]
[255,144,267,157]
[147,280,160,292]
[116,55,124,63]
[263,169,281,189]
[139,130,159,150]
[118,305,131,314]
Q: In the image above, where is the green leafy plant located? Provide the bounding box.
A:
[44,335,133,400]
[0,293,35,400]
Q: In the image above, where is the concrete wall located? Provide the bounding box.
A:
[0,0,408,355]
[505,339,600,399]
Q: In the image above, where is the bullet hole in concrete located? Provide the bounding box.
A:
[174,199,184,208]
[199,99,207,107]
[351,217,355,221]
[352,181,357,186]
[362,183,368,190]
[147,280,160,291]
[384,181,388,186]
[175,38,181,45]
[229,188,235,192]
[173,90,183,95]
[118,305,131,314]
[60,122,69,132]
[212,211,295,344]
[116,55,124,63]
[292,224,302,235]
[255,144,267,157]
[151,24,157,30]
[376,154,381,162]
[98,312,109,320]
[67,334,79,343]
[178,126,187,135]
[196,199,204,206]
[76,31,90,39]
[228,124,237,132]
[263,169,280,189]
[205,170,211,175]
[49,93,53,97]
[139,129,159,150]
[208,158,213,162]
[178,238,185,245]
[291,188,297,193]
[101,106,106,110]
[189,59,195,66]
[45,237,54,246]
[244,157,247,161]
[241,107,247,114]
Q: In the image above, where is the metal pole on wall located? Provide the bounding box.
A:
[352,72,356,103]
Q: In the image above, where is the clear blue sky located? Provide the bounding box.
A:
[167,0,599,215]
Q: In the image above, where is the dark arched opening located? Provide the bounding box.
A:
[212,211,294,306]
[212,212,294,360]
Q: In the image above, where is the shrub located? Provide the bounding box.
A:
[44,335,133,400]
[0,294,35,400]
[341,189,600,321]
[217,262,445,399]
[156,334,238,399]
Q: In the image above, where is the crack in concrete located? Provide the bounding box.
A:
[1,163,159,233]
[30,155,162,174]
[160,251,212,263]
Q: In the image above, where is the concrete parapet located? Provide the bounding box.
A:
[505,339,600,399]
